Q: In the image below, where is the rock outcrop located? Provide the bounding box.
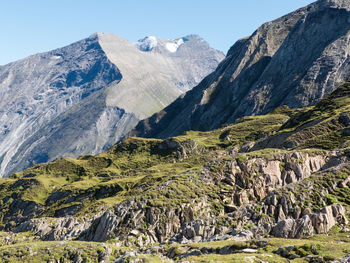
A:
[271,204,348,238]
[134,0,350,139]
[12,150,350,244]
[0,33,224,177]
[2,82,350,246]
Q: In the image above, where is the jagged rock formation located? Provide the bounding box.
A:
[0,82,349,248]
[9,145,350,245]
[134,0,350,139]
[0,1,350,260]
[0,33,224,177]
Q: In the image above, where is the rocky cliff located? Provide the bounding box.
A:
[0,82,348,260]
[0,33,224,177]
[134,0,350,139]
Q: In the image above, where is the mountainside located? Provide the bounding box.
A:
[0,81,349,262]
[0,33,224,177]
[134,0,350,139]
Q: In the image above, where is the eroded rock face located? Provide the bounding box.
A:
[227,152,327,205]
[271,204,348,238]
[15,216,94,241]
[0,33,224,177]
[16,198,216,245]
[134,0,350,139]
[13,150,349,244]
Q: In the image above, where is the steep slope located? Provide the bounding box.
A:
[0,34,121,177]
[101,33,224,118]
[0,33,224,177]
[134,0,350,139]
[0,82,348,256]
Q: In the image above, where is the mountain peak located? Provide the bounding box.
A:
[88,32,99,39]
[135,34,206,53]
[0,31,224,177]
[135,36,158,51]
[134,0,350,139]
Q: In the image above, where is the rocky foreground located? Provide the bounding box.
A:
[0,83,349,262]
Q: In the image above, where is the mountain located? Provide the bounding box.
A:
[134,0,350,139]
[0,81,349,262]
[0,33,224,177]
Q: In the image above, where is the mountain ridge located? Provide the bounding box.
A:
[0,32,224,177]
[0,1,350,260]
[133,0,350,140]
[0,81,348,261]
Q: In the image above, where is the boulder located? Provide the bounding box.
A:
[271,204,347,238]
[271,219,296,238]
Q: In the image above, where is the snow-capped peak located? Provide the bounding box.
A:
[136,36,158,51]
[165,38,184,53]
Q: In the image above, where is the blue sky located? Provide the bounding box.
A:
[1,0,315,65]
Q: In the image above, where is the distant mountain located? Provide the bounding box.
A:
[134,0,350,139]
[0,33,224,177]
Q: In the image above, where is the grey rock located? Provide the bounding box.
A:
[341,128,350,136]
[276,246,297,258]
[134,0,350,140]
[294,215,315,238]
[271,204,348,238]
[115,251,139,263]
[182,249,202,258]
[129,230,140,237]
[339,113,350,126]
[271,218,296,238]
[242,248,258,253]
[331,253,350,263]
[97,246,111,263]
[0,33,223,177]
[15,216,93,241]
[311,204,348,233]
[208,234,231,241]
[232,229,254,241]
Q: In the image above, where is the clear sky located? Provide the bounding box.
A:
[1,0,316,65]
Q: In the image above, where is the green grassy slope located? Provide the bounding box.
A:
[0,83,349,262]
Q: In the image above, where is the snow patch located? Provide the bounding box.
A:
[136,36,158,51]
[51,55,62,60]
[165,38,184,53]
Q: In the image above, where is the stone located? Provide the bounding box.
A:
[224,204,237,213]
[276,246,295,257]
[232,230,254,241]
[331,253,350,263]
[339,113,350,126]
[311,204,348,234]
[129,230,140,237]
[294,215,314,238]
[242,248,258,253]
[182,249,202,258]
[271,219,296,238]
[271,204,347,238]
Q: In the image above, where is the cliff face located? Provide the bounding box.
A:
[0,33,224,177]
[134,0,350,139]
